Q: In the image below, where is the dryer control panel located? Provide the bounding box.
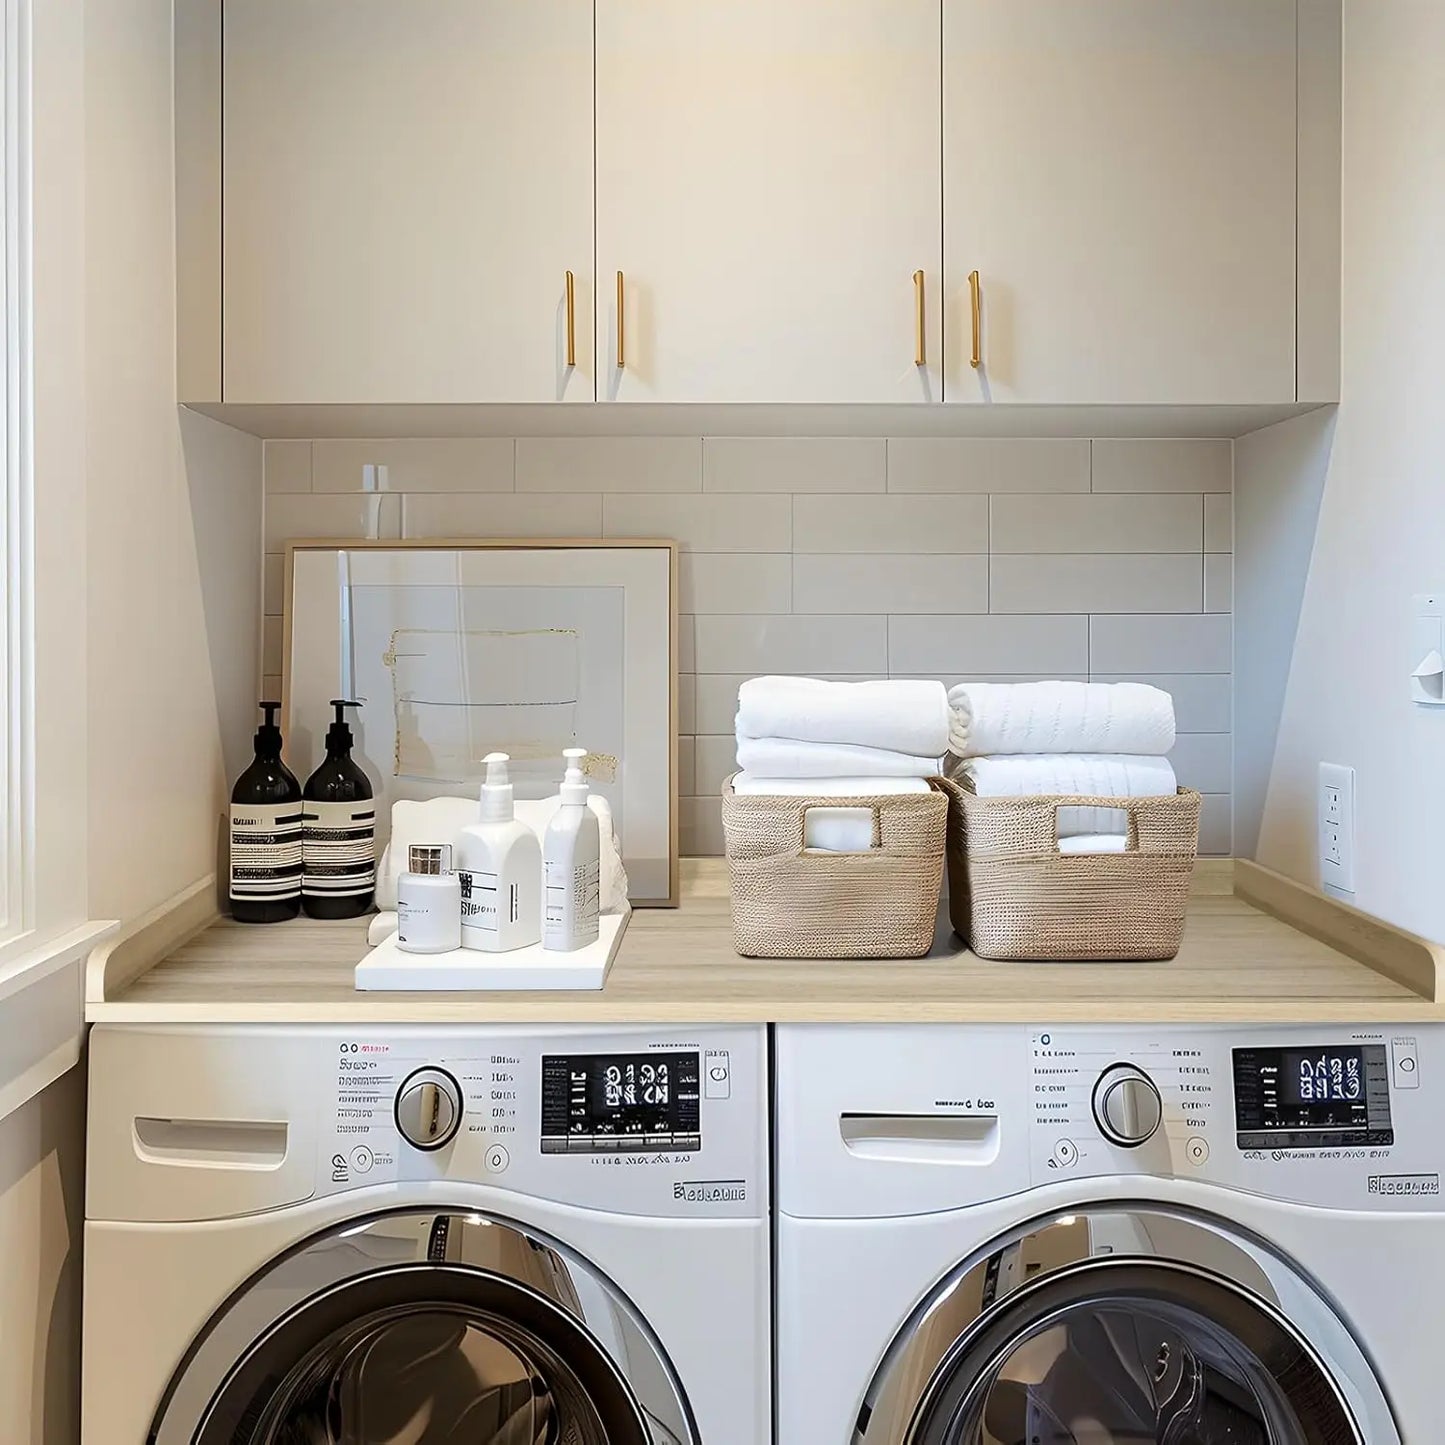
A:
[1027,1024,1441,1209]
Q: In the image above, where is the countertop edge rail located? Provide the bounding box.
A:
[86,875,220,1008]
[1232,859,1445,1003]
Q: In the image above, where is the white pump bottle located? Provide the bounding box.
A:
[543,748,602,952]
[455,752,541,952]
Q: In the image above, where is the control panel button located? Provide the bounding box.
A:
[1052,1138,1078,1168]
[1092,1065,1163,1148]
[705,1051,732,1100]
[394,1068,462,1151]
[350,1146,374,1174]
[1186,1136,1209,1165]
[1392,1037,1420,1090]
[484,1144,510,1174]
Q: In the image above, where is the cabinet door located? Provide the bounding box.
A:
[596,1,942,403]
[223,1,594,403]
[944,1,1297,403]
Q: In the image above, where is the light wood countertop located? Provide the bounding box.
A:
[86,860,1445,1025]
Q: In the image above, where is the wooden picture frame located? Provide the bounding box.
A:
[282,538,680,907]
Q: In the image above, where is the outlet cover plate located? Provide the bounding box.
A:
[1318,762,1356,894]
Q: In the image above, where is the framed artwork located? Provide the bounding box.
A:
[283,540,679,906]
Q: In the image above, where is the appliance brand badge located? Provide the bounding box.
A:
[1368,1173,1440,1197]
[674,1178,747,1204]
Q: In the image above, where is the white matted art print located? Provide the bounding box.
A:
[284,542,678,906]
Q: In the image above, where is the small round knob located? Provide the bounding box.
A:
[1092,1064,1162,1148]
[395,1067,462,1151]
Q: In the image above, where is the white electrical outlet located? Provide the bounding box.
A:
[1318,763,1356,893]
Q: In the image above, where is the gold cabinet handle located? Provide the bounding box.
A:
[565,271,576,367]
[616,271,626,369]
[968,269,982,369]
[913,270,926,367]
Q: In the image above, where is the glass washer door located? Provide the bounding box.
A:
[856,1207,1392,1445]
[149,1210,695,1445]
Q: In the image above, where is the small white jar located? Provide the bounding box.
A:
[396,844,462,954]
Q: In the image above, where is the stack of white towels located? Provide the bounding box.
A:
[946,680,1178,855]
[733,676,949,851]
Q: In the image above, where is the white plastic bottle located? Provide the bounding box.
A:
[543,748,602,952]
[455,753,541,953]
[396,844,462,954]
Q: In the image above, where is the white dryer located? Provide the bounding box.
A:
[83,1023,768,1444]
[776,1023,1445,1444]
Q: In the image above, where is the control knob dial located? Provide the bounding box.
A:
[1092,1064,1162,1148]
[395,1067,463,1151]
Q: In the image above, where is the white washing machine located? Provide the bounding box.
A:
[83,1023,769,1444]
[776,1023,1445,1444]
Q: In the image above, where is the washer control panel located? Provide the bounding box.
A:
[1029,1025,1445,1209]
[323,1025,764,1218]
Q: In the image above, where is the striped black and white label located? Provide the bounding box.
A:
[302,800,376,899]
[229,804,304,901]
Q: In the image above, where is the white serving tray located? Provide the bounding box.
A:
[355,911,628,992]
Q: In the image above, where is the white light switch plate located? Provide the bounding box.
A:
[1318,762,1356,894]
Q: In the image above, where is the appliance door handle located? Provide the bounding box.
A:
[840,1112,1000,1165]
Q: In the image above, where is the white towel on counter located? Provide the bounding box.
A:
[731,773,932,797]
[736,735,941,780]
[947,680,1175,759]
[952,753,1178,836]
[1057,834,1130,856]
[736,675,949,757]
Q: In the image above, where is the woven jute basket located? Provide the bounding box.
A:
[721,777,948,959]
[941,777,1201,961]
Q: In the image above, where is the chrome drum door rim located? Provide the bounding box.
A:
[854,1204,1395,1445]
[149,1208,696,1445]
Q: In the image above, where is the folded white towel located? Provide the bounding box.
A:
[1057,834,1130,856]
[736,675,949,757]
[732,773,932,797]
[736,736,941,780]
[947,681,1175,759]
[953,753,1178,836]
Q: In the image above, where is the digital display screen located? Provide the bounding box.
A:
[541,1052,701,1154]
[1281,1048,1364,1104]
[1233,1044,1392,1150]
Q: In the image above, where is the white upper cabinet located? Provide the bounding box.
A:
[222,1,595,403]
[595,1,943,403]
[943,1,1299,404]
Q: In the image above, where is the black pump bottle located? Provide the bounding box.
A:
[229,702,304,923]
[302,699,376,919]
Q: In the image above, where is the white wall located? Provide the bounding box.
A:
[1243,1,1445,940]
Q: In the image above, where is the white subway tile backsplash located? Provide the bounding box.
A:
[794,556,988,615]
[1205,553,1234,613]
[681,554,792,614]
[793,494,988,554]
[678,673,697,735]
[517,436,701,492]
[888,438,1090,493]
[703,437,885,493]
[678,736,697,796]
[990,555,1202,614]
[263,553,284,617]
[603,493,790,552]
[1170,734,1233,794]
[990,494,1202,554]
[263,439,312,494]
[680,795,726,856]
[694,735,739,795]
[402,492,603,539]
[1199,794,1233,855]
[312,438,513,493]
[678,615,696,673]
[264,492,401,551]
[1092,674,1232,734]
[1091,439,1233,493]
[1090,614,1232,674]
[1204,493,1234,552]
[695,615,887,674]
[889,615,1090,675]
